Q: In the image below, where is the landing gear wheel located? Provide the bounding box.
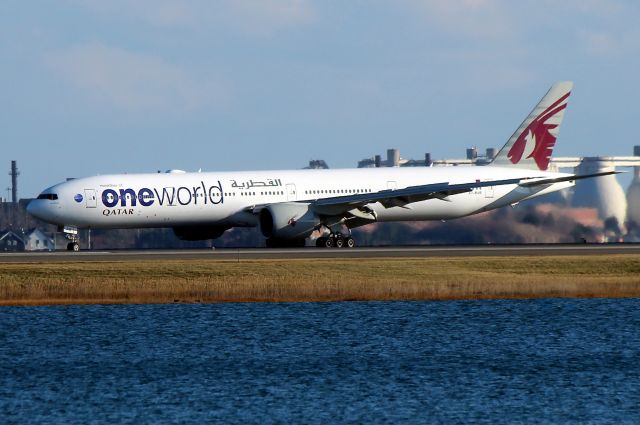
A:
[67,242,80,252]
[334,236,345,248]
[345,237,355,248]
[323,237,334,248]
[316,237,326,247]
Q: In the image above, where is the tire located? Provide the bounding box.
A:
[324,237,334,248]
[345,237,355,248]
[316,237,326,247]
[335,237,344,248]
[72,242,80,252]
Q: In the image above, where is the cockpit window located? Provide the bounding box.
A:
[37,193,58,200]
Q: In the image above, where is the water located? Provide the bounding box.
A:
[1,300,639,424]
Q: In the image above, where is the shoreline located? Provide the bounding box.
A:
[1,255,639,306]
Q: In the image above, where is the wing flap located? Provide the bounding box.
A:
[518,171,619,187]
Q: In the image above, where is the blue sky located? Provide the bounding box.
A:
[2,0,640,197]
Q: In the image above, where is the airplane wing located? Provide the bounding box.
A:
[309,171,619,217]
[312,178,520,210]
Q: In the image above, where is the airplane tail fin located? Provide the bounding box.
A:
[491,81,573,171]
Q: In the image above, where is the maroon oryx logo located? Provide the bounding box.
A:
[507,91,570,170]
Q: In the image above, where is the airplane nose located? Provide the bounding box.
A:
[26,200,39,217]
[26,199,47,221]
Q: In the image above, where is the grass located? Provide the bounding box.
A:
[0,255,639,305]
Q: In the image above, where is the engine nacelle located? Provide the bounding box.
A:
[259,202,319,240]
[172,225,231,241]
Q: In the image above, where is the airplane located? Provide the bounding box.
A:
[27,81,615,251]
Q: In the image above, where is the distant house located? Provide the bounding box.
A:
[0,230,25,251]
[24,228,55,251]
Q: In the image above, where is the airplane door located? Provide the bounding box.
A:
[286,184,297,201]
[387,181,397,191]
[84,189,97,208]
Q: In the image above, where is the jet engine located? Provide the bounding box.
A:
[172,225,231,241]
[259,202,319,240]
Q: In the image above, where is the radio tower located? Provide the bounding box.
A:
[9,160,19,204]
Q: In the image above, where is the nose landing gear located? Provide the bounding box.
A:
[66,242,80,252]
[58,225,80,252]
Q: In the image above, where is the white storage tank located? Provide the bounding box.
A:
[625,146,640,225]
[571,158,627,226]
[627,168,640,225]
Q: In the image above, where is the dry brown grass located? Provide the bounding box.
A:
[1,255,639,305]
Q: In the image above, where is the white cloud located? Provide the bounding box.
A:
[553,0,624,15]
[579,31,619,56]
[425,49,536,93]
[46,42,226,113]
[71,0,314,35]
[408,0,514,40]
[223,0,314,34]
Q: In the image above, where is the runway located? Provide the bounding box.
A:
[1,244,640,263]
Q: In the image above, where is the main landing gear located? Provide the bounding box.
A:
[315,233,356,248]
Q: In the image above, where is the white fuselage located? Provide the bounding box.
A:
[27,166,573,229]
